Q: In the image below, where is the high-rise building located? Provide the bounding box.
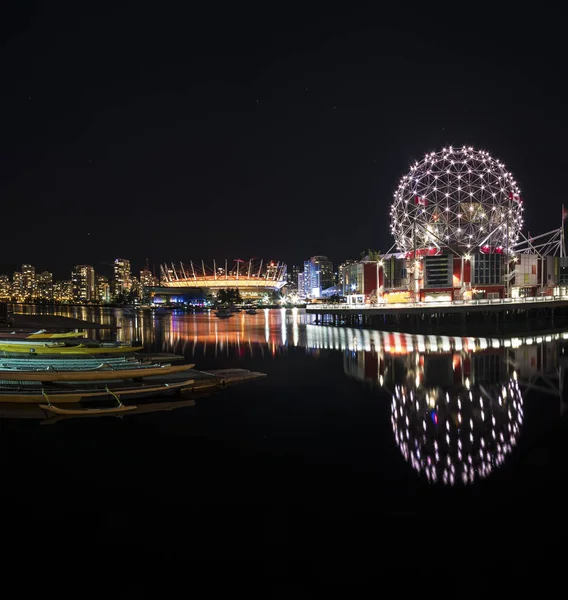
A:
[53,280,73,303]
[288,265,300,289]
[0,274,11,301]
[140,267,158,289]
[96,275,110,304]
[130,276,142,299]
[71,265,96,303]
[37,271,54,302]
[297,272,306,298]
[114,258,132,297]
[12,272,24,302]
[21,264,36,300]
[302,256,334,298]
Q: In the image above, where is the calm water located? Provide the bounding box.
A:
[2,306,567,580]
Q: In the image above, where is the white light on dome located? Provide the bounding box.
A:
[391,146,524,251]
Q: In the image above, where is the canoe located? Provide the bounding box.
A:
[26,331,87,340]
[0,329,87,340]
[0,356,140,368]
[39,404,137,415]
[0,342,144,355]
[41,398,197,423]
[0,362,195,382]
[0,377,195,403]
[0,338,133,347]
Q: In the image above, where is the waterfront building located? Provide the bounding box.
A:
[302,256,334,298]
[21,264,36,300]
[113,258,132,297]
[140,267,158,289]
[130,276,142,299]
[53,280,72,303]
[36,271,53,302]
[140,267,158,303]
[11,272,24,302]
[297,272,306,298]
[0,275,11,301]
[352,145,568,305]
[71,265,96,303]
[96,275,110,304]
[288,265,300,289]
[342,260,380,303]
[339,260,357,296]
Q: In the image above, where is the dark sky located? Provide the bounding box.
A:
[1,2,567,279]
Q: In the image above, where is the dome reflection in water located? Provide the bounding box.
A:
[391,376,523,485]
[341,328,565,486]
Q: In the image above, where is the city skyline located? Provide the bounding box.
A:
[0,258,159,304]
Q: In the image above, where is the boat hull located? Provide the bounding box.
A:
[39,404,138,415]
[26,331,88,340]
[0,344,144,355]
[0,363,194,382]
[0,378,195,403]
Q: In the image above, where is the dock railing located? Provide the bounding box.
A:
[306,295,568,311]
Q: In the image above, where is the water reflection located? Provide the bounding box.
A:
[9,305,567,484]
[391,377,522,485]
[340,328,565,486]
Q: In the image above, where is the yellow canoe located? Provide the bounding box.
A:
[0,362,194,382]
[26,331,87,340]
[0,343,144,355]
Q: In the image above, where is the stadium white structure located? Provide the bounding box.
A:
[159,259,287,299]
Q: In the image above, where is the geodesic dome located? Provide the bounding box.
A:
[391,378,523,485]
[390,146,524,253]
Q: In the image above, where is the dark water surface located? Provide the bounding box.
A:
[2,306,567,586]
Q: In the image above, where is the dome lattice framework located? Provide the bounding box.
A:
[391,377,523,485]
[390,146,524,253]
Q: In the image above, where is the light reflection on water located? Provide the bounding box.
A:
[11,305,567,485]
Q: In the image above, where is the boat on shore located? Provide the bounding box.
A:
[0,376,195,404]
[215,308,234,319]
[0,330,87,340]
[40,403,138,416]
[245,308,257,315]
[0,339,143,355]
[40,398,198,422]
[0,362,194,382]
[0,368,265,405]
[26,330,87,340]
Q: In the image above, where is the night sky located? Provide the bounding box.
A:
[1,3,567,279]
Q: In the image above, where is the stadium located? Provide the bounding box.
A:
[149,259,287,304]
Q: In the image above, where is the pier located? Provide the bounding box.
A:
[306,295,568,335]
